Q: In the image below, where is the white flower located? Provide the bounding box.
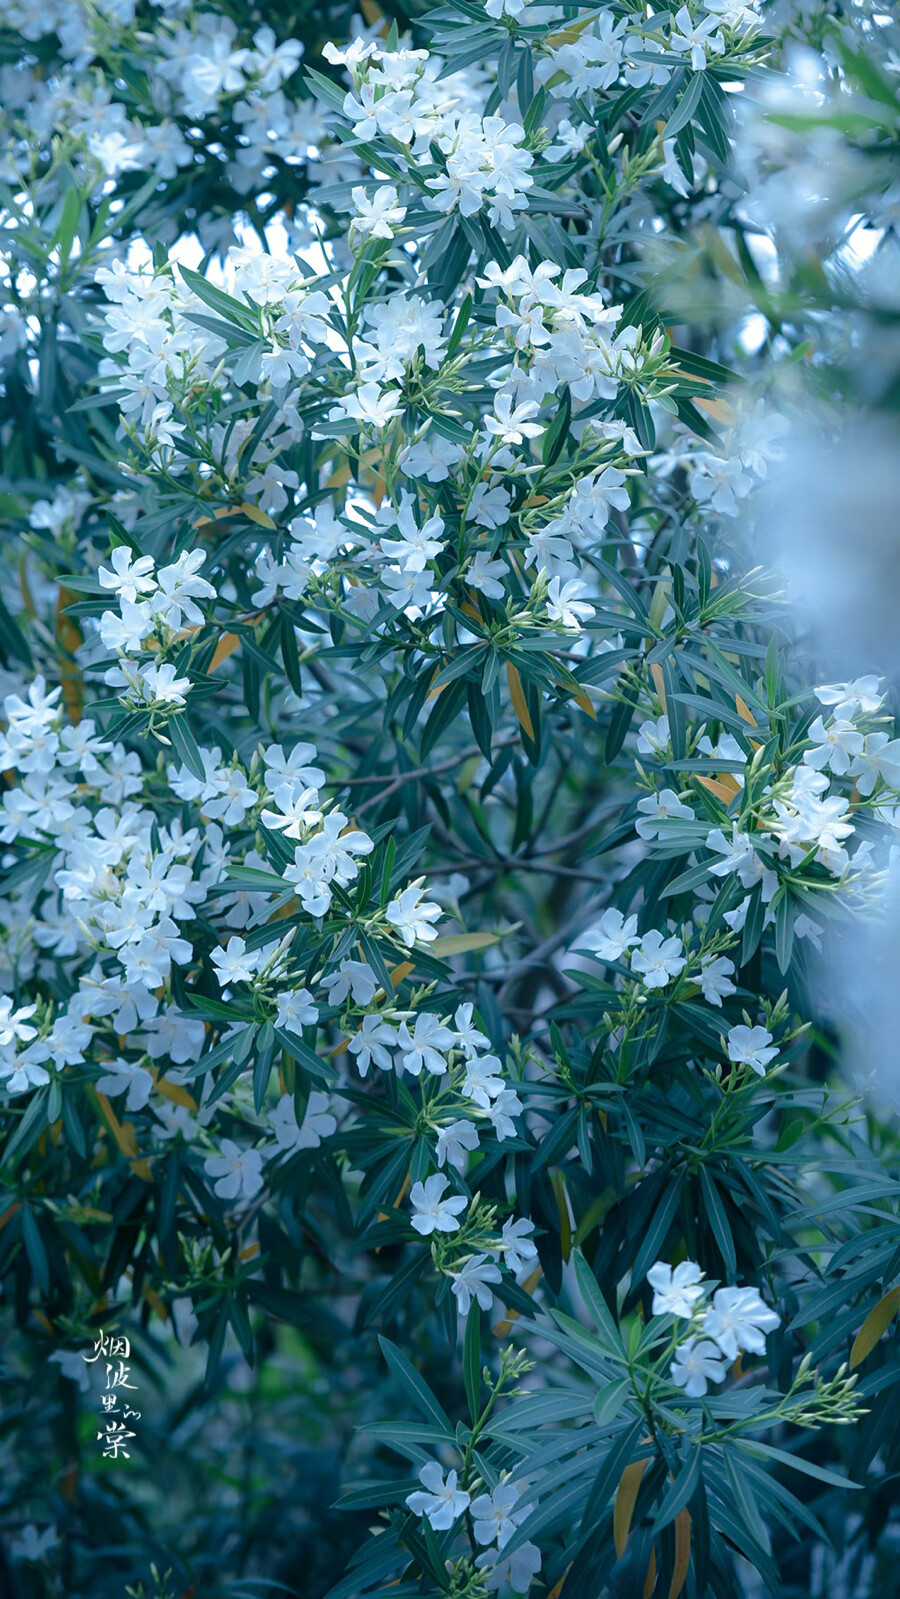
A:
[264,742,326,794]
[546,576,594,629]
[348,1014,398,1076]
[99,600,154,654]
[275,989,318,1031]
[803,716,864,776]
[204,1139,264,1201]
[850,732,900,796]
[463,1055,506,1109]
[0,998,38,1048]
[150,549,215,630]
[670,6,725,71]
[637,715,670,756]
[699,956,736,1008]
[647,1259,706,1318]
[98,546,157,603]
[269,1091,336,1152]
[689,451,751,515]
[482,391,543,448]
[706,823,765,888]
[379,501,446,571]
[499,1216,538,1275]
[406,1461,470,1530]
[661,137,691,197]
[246,25,303,90]
[475,1540,542,1596]
[0,1043,51,1095]
[578,907,639,962]
[330,381,403,430]
[10,1524,60,1563]
[704,1286,780,1359]
[468,551,508,599]
[726,1024,778,1075]
[94,1057,154,1111]
[630,929,686,989]
[436,1118,481,1169]
[635,788,694,840]
[670,1336,727,1397]
[453,1002,490,1059]
[451,1253,502,1314]
[211,936,262,987]
[49,1349,91,1392]
[350,184,407,240]
[386,879,442,947]
[410,1173,467,1235]
[135,662,191,707]
[488,1088,523,1141]
[470,1481,532,1548]
[396,1011,455,1076]
[322,960,378,1007]
[815,676,883,719]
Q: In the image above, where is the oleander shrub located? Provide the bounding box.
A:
[0,1,898,1597]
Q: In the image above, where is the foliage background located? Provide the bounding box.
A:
[0,1,898,1597]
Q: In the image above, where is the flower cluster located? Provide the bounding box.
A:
[647,1258,781,1396]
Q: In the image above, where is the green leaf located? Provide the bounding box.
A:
[573,1251,625,1355]
[699,1166,737,1279]
[663,71,705,137]
[463,1305,482,1422]
[651,1445,701,1535]
[378,1337,454,1435]
[167,714,206,781]
[542,383,571,466]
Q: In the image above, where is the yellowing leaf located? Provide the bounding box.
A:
[850,1286,900,1367]
[143,1286,169,1321]
[642,1547,657,1599]
[551,1169,572,1262]
[696,772,741,802]
[18,552,36,619]
[507,662,535,740]
[239,500,276,529]
[93,1090,137,1157]
[192,504,234,531]
[648,577,670,632]
[695,395,736,426]
[545,13,595,47]
[326,462,353,491]
[574,691,597,720]
[388,961,414,988]
[56,586,83,723]
[456,755,482,795]
[211,631,242,670]
[614,1457,649,1558]
[430,932,500,956]
[650,662,667,712]
[92,1090,153,1181]
[377,1168,411,1227]
[152,1070,197,1111]
[271,894,301,922]
[735,694,758,728]
[670,1509,691,1599]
